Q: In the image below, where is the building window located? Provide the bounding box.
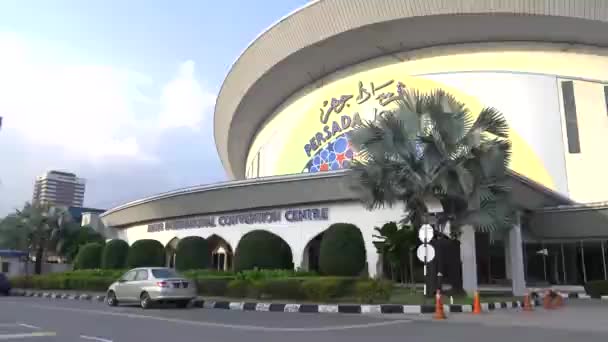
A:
[561,81,581,153]
[1,262,9,273]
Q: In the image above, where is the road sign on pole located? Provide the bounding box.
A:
[418,224,434,243]
[416,244,435,263]
[417,224,435,296]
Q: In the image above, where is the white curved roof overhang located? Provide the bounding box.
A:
[214,0,608,179]
[100,169,572,228]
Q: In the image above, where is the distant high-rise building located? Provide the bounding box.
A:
[32,171,86,207]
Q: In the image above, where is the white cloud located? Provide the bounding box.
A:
[158,60,216,131]
[0,34,215,163]
[0,33,220,215]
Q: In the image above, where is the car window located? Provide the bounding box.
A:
[151,269,179,279]
[121,270,136,282]
[0,273,7,281]
[135,270,149,281]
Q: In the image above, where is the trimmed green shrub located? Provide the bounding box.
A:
[101,239,129,269]
[127,239,165,268]
[234,230,293,271]
[585,280,608,297]
[195,277,233,296]
[175,236,209,271]
[319,223,366,276]
[227,279,251,298]
[73,242,104,270]
[9,272,117,291]
[301,278,341,301]
[355,279,392,303]
[182,269,234,278]
[259,278,304,300]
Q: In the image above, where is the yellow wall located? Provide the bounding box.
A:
[247,43,608,203]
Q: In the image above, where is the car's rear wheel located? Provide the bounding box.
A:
[106,291,118,307]
[176,300,190,309]
[140,292,152,309]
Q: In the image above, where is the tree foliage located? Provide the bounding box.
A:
[101,239,129,269]
[234,230,293,271]
[373,221,416,283]
[7,202,73,274]
[127,239,165,268]
[58,225,105,262]
[319,223,366,276]
[175,236,209,271]
[0,214,29,251]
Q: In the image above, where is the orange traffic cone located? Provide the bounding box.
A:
[434,289,446,320]
[554,293,563,308]
[472,291,482,315]
[543,289,553,309]
[523,293,533,311]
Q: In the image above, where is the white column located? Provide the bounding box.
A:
[508,219,526,296]
[301,247,310,271]
[504,237,512,279]
[366,246,379,278]
[460,225,478,295]
[291,246,304,272]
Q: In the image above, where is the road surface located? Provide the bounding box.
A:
[1,296,607,341]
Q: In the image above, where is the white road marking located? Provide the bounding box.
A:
[3,301,412,332]
[80,335,113,342]
[17,323,40,330]
[0,332,56,340]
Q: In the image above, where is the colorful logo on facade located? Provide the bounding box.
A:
[303,133,355,173]
[302,80,407,174]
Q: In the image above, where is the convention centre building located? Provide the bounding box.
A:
[101,0,608,295]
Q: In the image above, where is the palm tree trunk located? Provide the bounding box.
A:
[409,247,415,285]
[35,247,43,275]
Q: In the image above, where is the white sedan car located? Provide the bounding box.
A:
[106,267,197,309]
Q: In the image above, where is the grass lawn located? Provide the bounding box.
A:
[387,287,521,305]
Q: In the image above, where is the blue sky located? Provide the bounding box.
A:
[0,0,306,215]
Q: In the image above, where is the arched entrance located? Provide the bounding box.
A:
[208,235,233,271]
[303,232,324,272]
[165,237,179,268]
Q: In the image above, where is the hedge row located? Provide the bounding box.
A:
[585,280,608,297]
[10,272,392,303]
[234,230,293,271]
[73,243,104,270]
[76,223,367,275]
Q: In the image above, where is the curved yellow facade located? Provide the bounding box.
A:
[247,43,608,203]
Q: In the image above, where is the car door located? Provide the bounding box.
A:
[131,269,150,299]
[114,270,137,301]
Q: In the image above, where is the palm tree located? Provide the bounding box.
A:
[349,88,514,293]
[15,202,72,274]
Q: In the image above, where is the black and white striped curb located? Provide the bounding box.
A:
[562,293,608,300]
[10,290,106,302]
[8,289,542,315]
[528,290,608,300]
[190,299,540,314]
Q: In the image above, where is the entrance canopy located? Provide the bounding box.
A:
[506,170,573,210]
[529,202,608,240]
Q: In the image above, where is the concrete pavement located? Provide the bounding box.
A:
[1,296,608,341]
